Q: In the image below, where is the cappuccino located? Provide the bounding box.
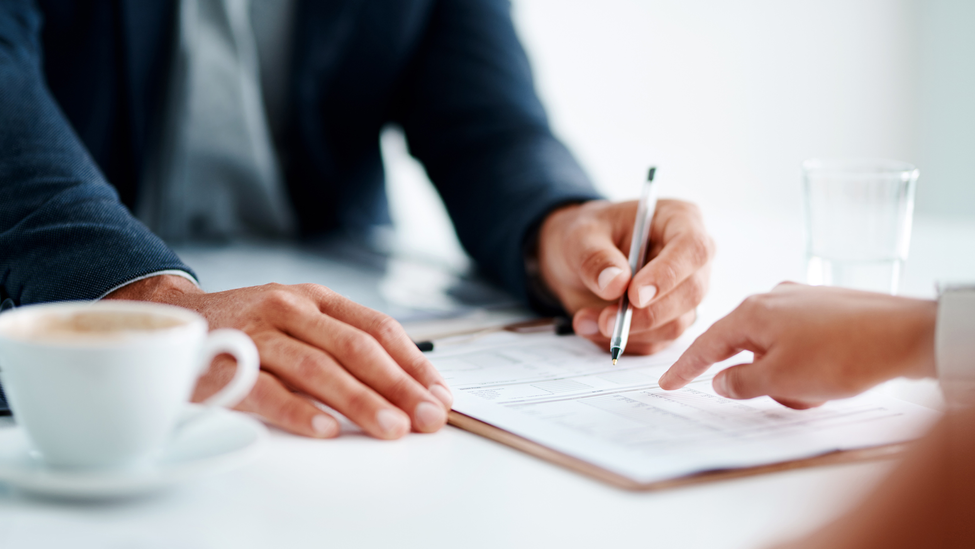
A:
[5,309,186,342]
[0,301,258,469]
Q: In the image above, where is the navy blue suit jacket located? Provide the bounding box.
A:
[0,0,600,309]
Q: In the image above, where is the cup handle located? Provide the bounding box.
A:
[197,329,260,409]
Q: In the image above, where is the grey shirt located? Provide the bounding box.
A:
[138,0,298,242]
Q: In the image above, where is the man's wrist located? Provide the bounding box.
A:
[522,202,584,316]
[104,273,203,304]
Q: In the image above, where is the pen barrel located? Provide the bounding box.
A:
[627,181,658,275]
[610,293,634,350]
[610,170,657,362]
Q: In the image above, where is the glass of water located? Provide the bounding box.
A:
[802,159,918,295]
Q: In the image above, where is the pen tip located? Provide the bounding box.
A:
[647,166,656,181]
[612,359,617,365]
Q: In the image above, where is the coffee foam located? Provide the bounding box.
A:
[4,310,187,342]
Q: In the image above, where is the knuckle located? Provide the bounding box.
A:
[193,358,236,402]
[234,374,274,413]
[245,374,273,403]
[655,261,679,290]
[686,233,713,267]
[293,353,324,382]
[343,388,374,418]
[300,283,334,301]
[677,199,702,218]
[249,331,273,347]
[774,281,797,291]
[385,374,415,402]
[372,314,405,345]
[262,288,299,312]
[741,293,770,315]
[406,353,434,381]
[275,397,309,429]
[335,329,372,359]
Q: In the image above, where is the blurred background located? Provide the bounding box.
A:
[381,0,975,286]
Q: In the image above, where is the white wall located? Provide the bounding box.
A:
[383,0,972,265]
[512,0,919,208]
[917,0,975,217]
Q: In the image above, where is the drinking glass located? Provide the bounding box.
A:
[802,158,918,295]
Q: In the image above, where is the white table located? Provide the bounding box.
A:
[2,210,972,549]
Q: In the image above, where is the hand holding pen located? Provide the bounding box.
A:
[535,169,714,357]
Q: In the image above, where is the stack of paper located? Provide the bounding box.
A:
[430,331,939,485]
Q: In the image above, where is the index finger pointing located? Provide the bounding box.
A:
[657,309,765,390]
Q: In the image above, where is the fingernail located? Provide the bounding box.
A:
[638,285,658,307]
[577,317,599,335]
[414,401,447,431]
[429,384,453,407]
[312,414,336,437]
[597,267,623,290]
[602,315,617,337]
[376,409,409,438]
[713,375,729,397]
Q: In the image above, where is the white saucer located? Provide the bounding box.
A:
[0,405,266,499]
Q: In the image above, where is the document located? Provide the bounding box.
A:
[430,331,940,484]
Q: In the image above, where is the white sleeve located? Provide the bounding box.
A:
[936,284,975,408]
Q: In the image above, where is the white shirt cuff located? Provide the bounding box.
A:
[936,284,975,408]
[95,270,201,301]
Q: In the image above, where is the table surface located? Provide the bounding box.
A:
[2,210,973,549]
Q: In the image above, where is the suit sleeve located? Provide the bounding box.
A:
[0,1,195,307]
[393,0,602,304]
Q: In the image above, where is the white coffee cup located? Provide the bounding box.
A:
[0,300,259,470]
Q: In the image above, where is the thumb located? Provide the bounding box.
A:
[568,224,632,301]
[712,362,770,400]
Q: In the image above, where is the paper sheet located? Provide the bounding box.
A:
[430,331,941,484]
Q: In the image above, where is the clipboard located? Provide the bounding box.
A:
[421,318,928,491]
[448,410,910,491]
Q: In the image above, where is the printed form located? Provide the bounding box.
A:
[429,331,940,484]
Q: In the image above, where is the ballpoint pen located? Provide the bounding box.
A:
[610,167,658,364]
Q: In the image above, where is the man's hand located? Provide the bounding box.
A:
[538,199,714,354]
[658,283,938,409]
[106,275,452,439]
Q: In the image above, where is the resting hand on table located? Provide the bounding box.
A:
[537,199,714,354]
[107,275,452,439]
[658,283,937,409]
